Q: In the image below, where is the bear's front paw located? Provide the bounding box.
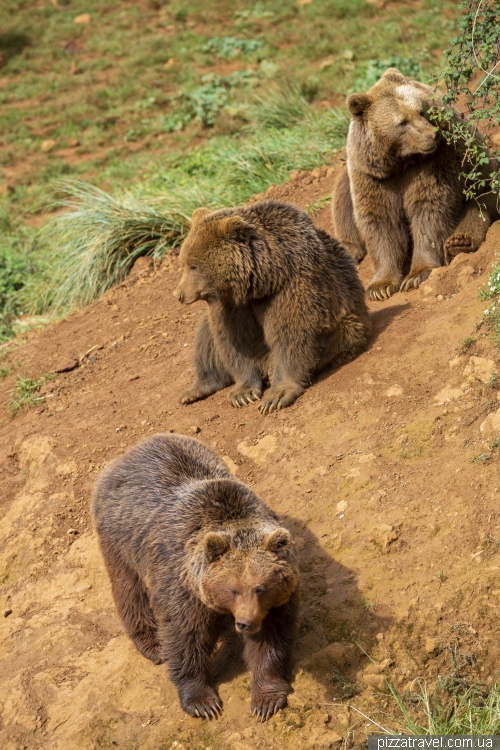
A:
[180,386,204,405]
[444,232,478,264]
[259,384,304,415]
[366,279,400,301]
[251,681,290,721]
[179,684,223,720]
[400,266,434,292]
[228,384,262,408]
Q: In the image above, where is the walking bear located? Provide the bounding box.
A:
[331,68,499,300]
[92,433,300,721]
[173,200,371,414]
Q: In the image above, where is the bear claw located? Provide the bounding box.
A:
[228,388,262,408]
[251,693,288,721]
[399,267,432,292]
[366,283,399,301]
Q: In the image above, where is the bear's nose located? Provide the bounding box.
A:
[236,620,251,633]
[173,289,184,303]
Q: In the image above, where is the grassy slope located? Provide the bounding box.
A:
[0,0,458,333]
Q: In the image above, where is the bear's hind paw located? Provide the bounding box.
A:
[444,232,478,264]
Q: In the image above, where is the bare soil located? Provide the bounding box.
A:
[1,166,500,750]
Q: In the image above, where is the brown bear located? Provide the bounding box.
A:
[92,433,300,721]
[173,200,371,414]
[331,68,499,300]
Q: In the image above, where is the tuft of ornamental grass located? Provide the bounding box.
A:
[365,678,500,736]
[38,181,196,313]
[32,96,349,316]
[10,373,54,413]
[248,82,318,130]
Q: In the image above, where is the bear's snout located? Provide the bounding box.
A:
[235,617,261,635]
[173,286,184,303]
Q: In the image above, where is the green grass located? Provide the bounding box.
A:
[0,0,461,330]
[9,373,55,412]
[29,100,349,314]
[378,679,500,735]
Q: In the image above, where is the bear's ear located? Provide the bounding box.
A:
[219,215,249,239]
[346,93,371,116]
[265,528,291,554]
[191,207,211,228]
[204,532,230,563]
[382,67,405,83]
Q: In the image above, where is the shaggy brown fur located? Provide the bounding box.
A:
[173,200,371,414]
[331,67,499,300]
[92,434,300,721]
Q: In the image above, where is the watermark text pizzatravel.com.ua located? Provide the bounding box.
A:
[368,737,500,750]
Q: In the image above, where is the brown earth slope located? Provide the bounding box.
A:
[1,167,500,750]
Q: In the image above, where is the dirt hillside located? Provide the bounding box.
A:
[1,166,500,750]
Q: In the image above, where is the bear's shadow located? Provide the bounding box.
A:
[210,515,392,697]
[315,302,409,387]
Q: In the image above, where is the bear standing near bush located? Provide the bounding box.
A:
[92,433,300,720]
[331,68,499,300]
[173,200,371,413]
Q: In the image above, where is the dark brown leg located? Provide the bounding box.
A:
[244,590,299,720]
[110,561,163,664]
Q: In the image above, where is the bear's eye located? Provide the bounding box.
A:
[190,265,197,271]
[255,586,265,595]
[229,587,238,596]
[398,119,408,127]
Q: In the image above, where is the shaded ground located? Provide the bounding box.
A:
[1,166,500,749]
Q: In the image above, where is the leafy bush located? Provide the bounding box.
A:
[201,36,263,59]
[0,215,39,340]
[431,0,500,202]
[352,55,424,91]
[164,71,259,129]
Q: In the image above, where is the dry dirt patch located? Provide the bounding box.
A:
[1,169,500,749]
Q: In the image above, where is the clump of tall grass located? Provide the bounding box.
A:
[368,678,500,735]
[30,90,349,316]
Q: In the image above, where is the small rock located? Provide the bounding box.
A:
[54,359,79,373]
[362,673,386,690]
[323,712,330,724]
[425,637,438,654]
[41,139,56,152]
[3,608,12,617]
[436,294,444,301]
[130,256,153,275]
[190,425,201,434]
[359,452,376,463]
[386,384,403,397]
[336,500,347,513]
[74,13,91,23]
[371,524,399,552]
[222,455,238,476]
[463,356,496,385]
[434,386,463,404]
[480,407,500,439]
[67,528,79,535]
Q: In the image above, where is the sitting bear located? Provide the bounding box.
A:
[331,68,499,300]
[173,200,371,414]
[92,433,300,721]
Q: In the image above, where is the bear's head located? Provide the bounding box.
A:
[173,207,255,306]
[347,68,441,174]
[197,525,299,636]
